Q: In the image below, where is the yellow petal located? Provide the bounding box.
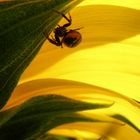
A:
[79,0,140,10]
[19,3,140,100]
[49,122,140,140]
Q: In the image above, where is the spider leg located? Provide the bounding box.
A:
[68,13,72,21]
[43,29,62,47]
[54,33,63,48]
[48,34,63,48]
[53,10,72,28]
[62,13,72,28]
[47,37,60,47]
[57,24,61,27]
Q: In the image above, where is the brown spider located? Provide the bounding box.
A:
[44,10,82,48]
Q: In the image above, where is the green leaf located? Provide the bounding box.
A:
[0,0,83,109]
[0,94,113,140]
[111,114,140,133]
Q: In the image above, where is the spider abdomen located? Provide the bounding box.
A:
[63,30,82,48]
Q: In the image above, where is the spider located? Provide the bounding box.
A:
[44,10,82,48]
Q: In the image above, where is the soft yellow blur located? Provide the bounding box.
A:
[79,0,140,10]
[4,0,140,139]
[49,122,140,140]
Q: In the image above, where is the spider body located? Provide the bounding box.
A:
[54,26,67,37]
[44,10,82,48]
[62,30,81,48]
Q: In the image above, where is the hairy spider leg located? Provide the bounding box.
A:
[43,29,63,48]
[54,33,63,48]
[49,34,63,48]
[53,10,72,28]
[62,13,72,28]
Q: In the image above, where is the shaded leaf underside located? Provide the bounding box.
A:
[0,94,113,140]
